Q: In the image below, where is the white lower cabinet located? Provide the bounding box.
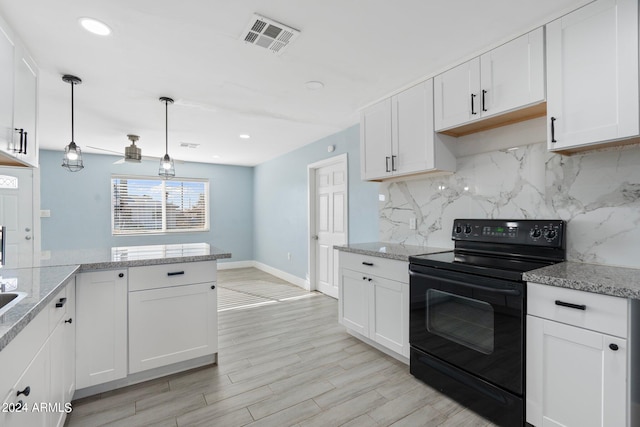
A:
[0,280,75,427]
[129,281,218,373]
[339,268,369,335]
[128,261,218,374]
[338,252,409,359]
[75,269,128,389]
[1,341,49,427]
[527,282,629,427]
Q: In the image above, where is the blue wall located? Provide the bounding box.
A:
[253,125,379,280]
[39,124,379,278]
[39,150,254,263]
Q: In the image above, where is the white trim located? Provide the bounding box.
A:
[215,260,310,290]
[307,153,349,295]
[216,260,254,270]
[253,261,309,290]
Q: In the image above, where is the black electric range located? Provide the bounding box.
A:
[408,219,566,426]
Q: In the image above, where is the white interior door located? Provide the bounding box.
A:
[313,157,347,299]
[0,166,33,267]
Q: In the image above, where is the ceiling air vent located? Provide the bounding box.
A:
[241,14,300,55]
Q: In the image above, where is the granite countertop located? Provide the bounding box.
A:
[334,242,451,262]
[32,242,231,270]
[0,265,78,352]
[0,243,232,353]
[523,261,640,300]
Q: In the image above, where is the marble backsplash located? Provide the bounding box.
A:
[379,142,640,269]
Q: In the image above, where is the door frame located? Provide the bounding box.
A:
[307,153,348,293]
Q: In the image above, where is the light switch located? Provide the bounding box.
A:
[409,217,417,230]
[40,210,51,218]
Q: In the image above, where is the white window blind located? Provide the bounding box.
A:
[112,176,209,235]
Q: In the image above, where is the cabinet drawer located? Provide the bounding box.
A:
[129,261,217,291]
[339,252,408,283]
[47,285,68,333]
[528,282,628,338]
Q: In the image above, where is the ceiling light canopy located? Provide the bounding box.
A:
[61,74,84,172]
[79,17,112,36]
[158,97,175,179]
[305,81,324,90]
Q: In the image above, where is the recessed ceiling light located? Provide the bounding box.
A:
[212,155,221,159]
[79,17,112,36]
[239,134,251,139]
[305,81,324,90]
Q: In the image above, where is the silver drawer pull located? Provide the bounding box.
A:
[555,300,586,311]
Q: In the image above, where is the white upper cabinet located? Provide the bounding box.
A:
[480,28,545,119]
[12,41,38,166]
[0,16,38,167]
[360,80,455,181]
[435,28,546,136]
[361,98,392,180]
[0,20,15,157]
[546,0,638,152]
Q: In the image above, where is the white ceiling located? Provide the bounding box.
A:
[0,0,592,167]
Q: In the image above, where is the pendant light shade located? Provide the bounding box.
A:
[158,97,175,179]
[61,74,84,172]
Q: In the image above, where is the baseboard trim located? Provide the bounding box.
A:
[216,260,310,290]
[217,260,254,270]
[253,261,310,290]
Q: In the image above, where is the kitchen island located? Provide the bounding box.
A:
[0,243,231,351]
[0,243,230,427]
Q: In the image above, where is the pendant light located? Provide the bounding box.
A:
[61,74,84,172]
[158,96,175,179]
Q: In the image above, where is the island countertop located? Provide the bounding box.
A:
[0,243,231,352]
[334,242,451,262]
[32,242,231,270]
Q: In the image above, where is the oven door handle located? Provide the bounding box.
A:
[413,272,522,297]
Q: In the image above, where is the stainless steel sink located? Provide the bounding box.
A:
[0,292,27,317]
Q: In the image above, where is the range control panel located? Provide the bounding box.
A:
[452,219,565,248]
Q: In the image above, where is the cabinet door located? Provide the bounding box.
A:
[369,275,409,357]
[360,98,392,180]
[0,342,49,427]
[480,28,545,118]
[12,42,37,167]
[339,268,369,336]
[129,282,218,374]
[527,316,627,427]
[0,19,14,156]
[76,270,128,389]
[49,282,74,427]
[434,58,480,131]
[546,0,639,151]
[392,81,435,176]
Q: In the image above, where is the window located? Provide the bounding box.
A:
[112,176,209,235]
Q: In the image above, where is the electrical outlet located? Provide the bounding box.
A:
[409,217,417,230]
[40,210,51,218]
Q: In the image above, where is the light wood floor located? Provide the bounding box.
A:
[65,268,495,427]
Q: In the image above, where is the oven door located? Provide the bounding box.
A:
[409,264,524,395]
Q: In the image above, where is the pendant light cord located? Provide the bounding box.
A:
[165,99,169,154]
[71,81,75,143]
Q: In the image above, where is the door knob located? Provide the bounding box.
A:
[25,227,31,232]
[25,235,31,240]
[312,235,319,240]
